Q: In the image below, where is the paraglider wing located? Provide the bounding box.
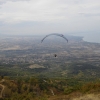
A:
[41,33,68,43]
[62,35,68,42]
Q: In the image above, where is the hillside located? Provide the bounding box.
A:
[0,35,100,99]
[0,36,100,79]
[0,77,100,100]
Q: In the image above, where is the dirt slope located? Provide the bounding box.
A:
[48,93,100,100]
[73,94,100,100]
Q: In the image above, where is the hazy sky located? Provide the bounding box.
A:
[0,0,100,42]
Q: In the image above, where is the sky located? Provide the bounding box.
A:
[0,0,100,43]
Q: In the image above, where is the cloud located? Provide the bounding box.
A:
[0,0,30,4]
[79,12,100,17]
[0,0,100,24]
[0,0,81,23]
[0,0,100,40]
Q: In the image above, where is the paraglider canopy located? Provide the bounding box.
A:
[41,33,68,43]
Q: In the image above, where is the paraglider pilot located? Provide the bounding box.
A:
[54,54,57,57]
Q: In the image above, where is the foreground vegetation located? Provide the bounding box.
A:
[0,76,100,100]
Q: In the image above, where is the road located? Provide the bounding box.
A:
[0,79,5,98]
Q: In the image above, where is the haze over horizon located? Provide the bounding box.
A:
[0,0,100,43]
